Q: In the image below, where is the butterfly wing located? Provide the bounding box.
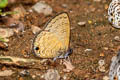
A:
[33,13,70,58]
[109,51,120,80]
[108,0,120,28]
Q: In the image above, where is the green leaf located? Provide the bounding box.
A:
[0,0,8,8]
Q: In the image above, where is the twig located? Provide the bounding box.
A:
[0,56,47,70]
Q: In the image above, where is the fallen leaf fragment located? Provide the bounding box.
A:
[63,59,75,72]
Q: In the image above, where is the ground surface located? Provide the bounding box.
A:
[0,0,119,80]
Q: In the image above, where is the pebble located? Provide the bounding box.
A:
[0,70,14,76]
[114,36,120,41]
[44,69,60,80]
[98,66,106,72]
[31,25,41,34]
[62,4,68,8]
[32,1,53,15]
[103,76,109,80]
[28,9,33,13]
[98,59,105,66]
[98,59,106,72]
[32,75,36,79]
[0,28,14,38]
[77,21,86,26]
[84,49,92,52]
[103,47,108,50]
[63,74,68,80]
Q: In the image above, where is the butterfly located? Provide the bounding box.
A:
[32,12,72,59]
[108,0,120,28]
[109,51,120,80]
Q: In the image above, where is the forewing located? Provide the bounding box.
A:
[44,13,70,51]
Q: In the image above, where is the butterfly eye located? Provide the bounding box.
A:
[34,47,39,51]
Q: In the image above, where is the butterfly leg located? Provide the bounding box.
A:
[64,49,73,59]
[53,57,58,61]
[53,48,73,61]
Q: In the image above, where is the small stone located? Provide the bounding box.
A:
[0,28,14,38]
[0,70,14,76]
[98,59,106,72]
[114,36,120,41]
[84,49,92,52]
[63,74,67,80]
[77,21,86,26]
[98,66,106,72]
[103,76,109,80]
[32,1,53,15]
[32,75,36,79]
[44,69,60,80]
[31,25,41,34]
[62,4,68,8]
[41,75,44,78]
[98,59,105,66]
[103,47,108,50]
[28,9,33,13]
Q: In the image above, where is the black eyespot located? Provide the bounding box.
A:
[111,18,113,22]
[34,47,39,50]
[110,13,113,16]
